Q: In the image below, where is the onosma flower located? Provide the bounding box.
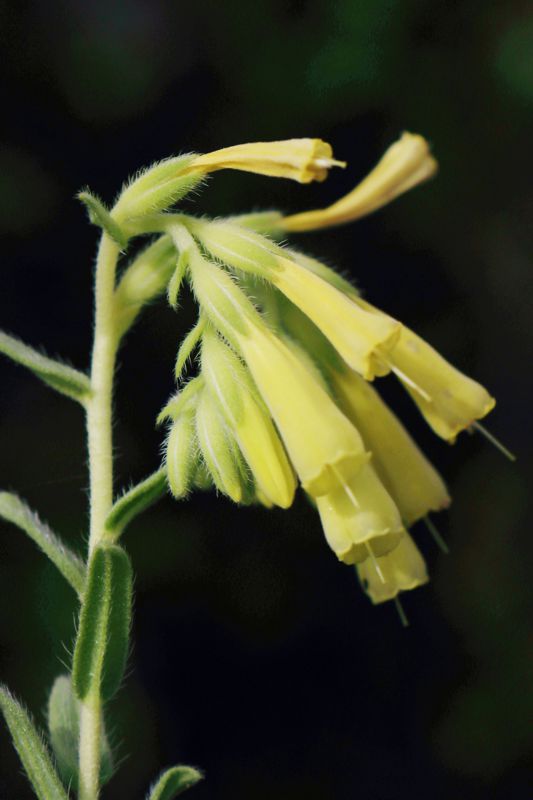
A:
[113,133,510,621]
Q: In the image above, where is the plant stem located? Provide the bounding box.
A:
[79,232,120,800]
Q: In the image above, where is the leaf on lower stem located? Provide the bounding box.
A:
[72,545,133,702]
[0,492,85,596]
[78,190,128,249]
[0,330,91,404]
[0,685,70,800]
[105,468,168,539]
[48,674,114,792]
[146,766,204,800]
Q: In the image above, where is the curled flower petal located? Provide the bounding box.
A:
[185,139,345,183]
[280,132,437,232]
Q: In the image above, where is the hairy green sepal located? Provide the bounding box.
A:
[78,190,128,249]
[105,469,168,539]
[72,544,132,702]
[48,675,113,791]
[0,686,70,800]
[0,492,85,595]
[0,330,91,403]
[147,765,203,800]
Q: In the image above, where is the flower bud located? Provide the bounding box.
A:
[165,409,197,499]
[201,329,296,508]
[195,387,249,504]
[114,235,177,336]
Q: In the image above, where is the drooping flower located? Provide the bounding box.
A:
[130,131,505,613]
[278,132,437,232]
[357,531,429,604]
[315,462,404,566]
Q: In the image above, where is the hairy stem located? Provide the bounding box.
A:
[79,233,120,800]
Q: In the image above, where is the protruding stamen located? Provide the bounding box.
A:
[388,363,432,402]
[471,421,516,462]
[332,465,360,508]
[394,596,409,627]
[423,515,449,555]
[365,541,385,584]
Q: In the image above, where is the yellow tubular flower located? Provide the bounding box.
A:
[280,132,437,232]
[315,463,404,566]
[184,139,345,183]
[201,330,297,509]
[188,219,399,379]
[237,324,370,497]
[187,249,370,496]
[271,255,399,379]
[357,531,428,604]
[356,298,496,442]
[331,367,450,525]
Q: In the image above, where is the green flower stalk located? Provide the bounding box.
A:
[0,133,512,798]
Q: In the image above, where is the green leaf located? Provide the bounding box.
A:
[105,468,167,539]
[147,766,203,800]
[0,330,91,403]
[0,492,85,596]
[78,190,128,249]
[72,545,132,702]
[174,316,206,380]
[0,685,70,800]
[48,675,113,791]
[167,249,189,309]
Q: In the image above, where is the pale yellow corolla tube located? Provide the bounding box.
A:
[187,219,400,380]
[331,367,450,525]
[357,531,429,604]
[201,330,297,509]
[236,324,370,496]
[280,132,437,232]
[355,298,495,442]
[184,139,345,183]
[271,255,400,380]
[315,463,404,565]
[187,242,370,496]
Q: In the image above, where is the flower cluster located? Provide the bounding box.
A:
[132,134,499,615]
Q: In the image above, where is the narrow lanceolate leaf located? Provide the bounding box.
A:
[0,492,85,596]
[167,249,189,309]
[78,190,128,249]
[0,330,91,403]
[147,766,203,800]
[0,685,70,800]
[48,675,113,791]
[174,316,206,381]
[72,545,133,702]
[105,468,168,539]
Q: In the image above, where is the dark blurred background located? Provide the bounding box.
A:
[1,1,532,798]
